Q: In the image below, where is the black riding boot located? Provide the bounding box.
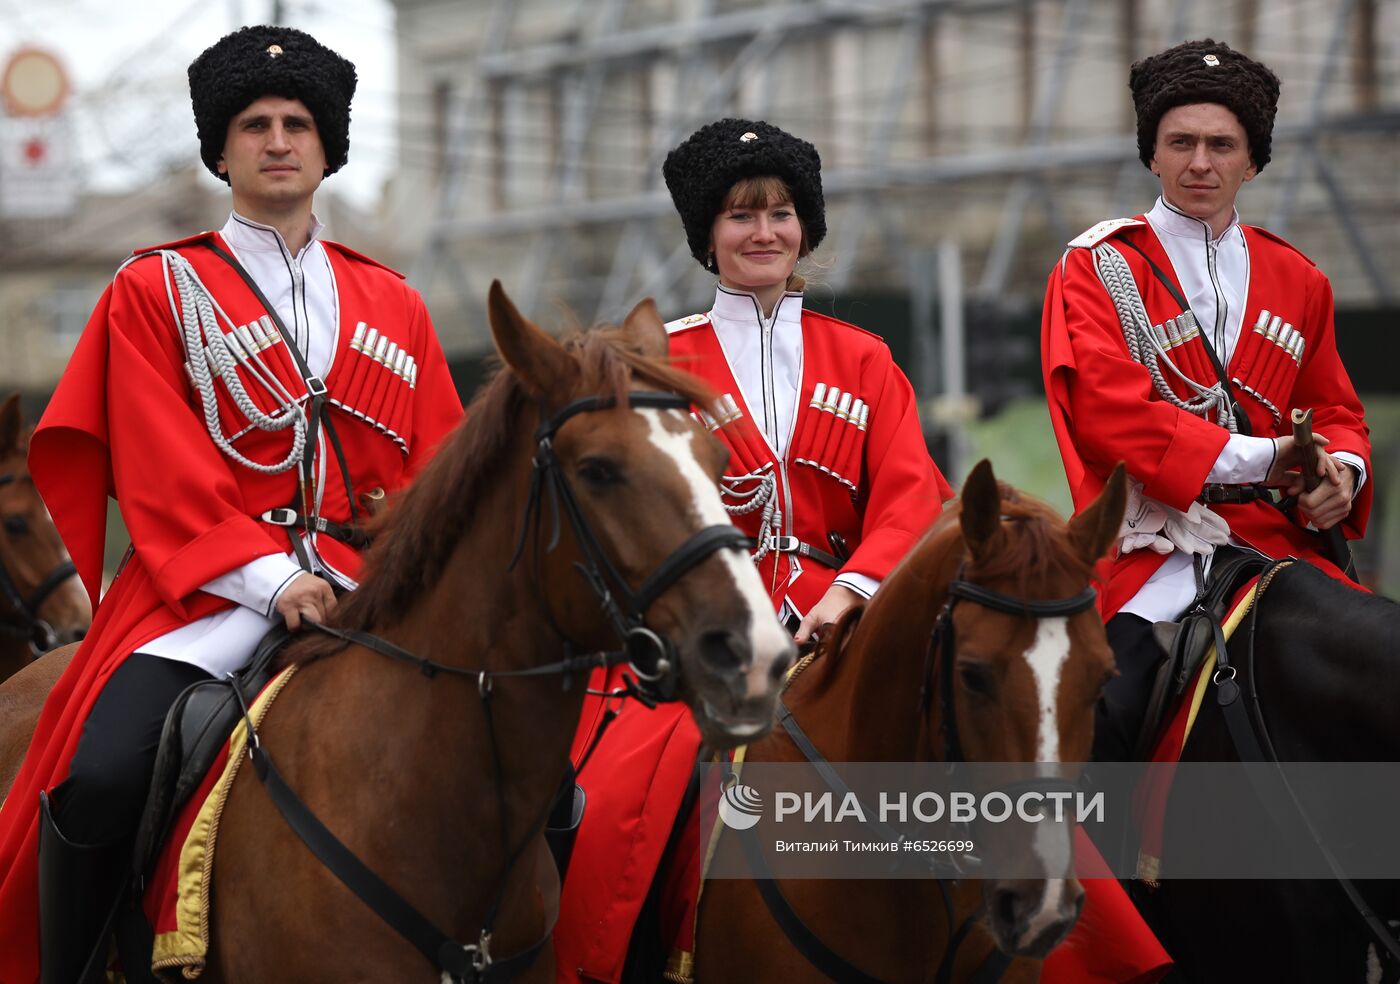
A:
[546,778,587,880]
[38,790,129,984]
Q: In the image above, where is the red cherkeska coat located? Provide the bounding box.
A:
[0,231,462,983]
[667,307,951,615]
[1042,218,1371,618]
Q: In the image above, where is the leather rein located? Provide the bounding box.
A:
[0,471,78,655]
[741,563,1098,984]
[239,390,750,983]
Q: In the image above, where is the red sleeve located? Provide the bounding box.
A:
[401,290,464,479]
[1049,246,1228,512]
[1284,269,1372,537]
[843,345,946,581]
[104,264,293,618]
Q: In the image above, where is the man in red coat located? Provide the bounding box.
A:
[0,26,462,984]
[1041,38,1371,769]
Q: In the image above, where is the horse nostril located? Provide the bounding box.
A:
[697,629,745,674]
[991,887,1029,938]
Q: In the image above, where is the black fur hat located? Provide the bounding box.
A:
[1130,39,1280,172]
[663,119,826,271]
[188,25,357,182]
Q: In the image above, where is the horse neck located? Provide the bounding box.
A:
[393,431,586,792]
[793,526,963,762]
[0,638,28,685]
[301,433,587,905]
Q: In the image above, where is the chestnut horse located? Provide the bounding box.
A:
[0,283,794,982]
[694,459,1127,983]
[0,393,90,683]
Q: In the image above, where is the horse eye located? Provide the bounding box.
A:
[577,458,622,487]
[3,515,28,536]
[957,661,995,700]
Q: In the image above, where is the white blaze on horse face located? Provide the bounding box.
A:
[1024,616,1071,763]
[639,408,789,699]
[1017,613,1077,948]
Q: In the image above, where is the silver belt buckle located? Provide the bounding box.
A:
[767,535,799,553]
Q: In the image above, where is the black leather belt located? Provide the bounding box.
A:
[262,508,371,549]
[1197,484,1273,505]
[766,535,843,570]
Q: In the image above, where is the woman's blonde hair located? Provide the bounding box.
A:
[717,175,811,292]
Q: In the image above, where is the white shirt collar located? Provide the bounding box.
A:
[710,283,804,328]
[1147,196,1241,246]
[221,210,325,257]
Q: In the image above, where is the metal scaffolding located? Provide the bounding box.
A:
[401,0,1398,353]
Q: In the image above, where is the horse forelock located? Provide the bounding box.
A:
[294,325,716,661]
[959,490,1094,598]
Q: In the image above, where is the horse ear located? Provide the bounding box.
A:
[1068,462,1128,564]
[959,459,1003,562]
[486,280,578,399]
[0,394,21,453]
[621,298,668,360]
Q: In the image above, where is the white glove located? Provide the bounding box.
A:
[1162,500,1230,555]
[1118,478,1230,556]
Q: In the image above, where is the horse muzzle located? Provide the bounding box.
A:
[684,624,794,747]
[987,877,1084,958]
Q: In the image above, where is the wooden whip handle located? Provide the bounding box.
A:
[1290,407,1324,494]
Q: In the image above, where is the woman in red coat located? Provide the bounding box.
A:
[554,117,949,983]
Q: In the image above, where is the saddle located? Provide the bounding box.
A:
[1134,545,1272,760]
[130,626,290,878]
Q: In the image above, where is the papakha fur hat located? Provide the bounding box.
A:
[188,25,357,182]
[663,118,827,271]
[1130,38,1280,172]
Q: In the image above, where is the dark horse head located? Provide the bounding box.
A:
[0,394,90,679]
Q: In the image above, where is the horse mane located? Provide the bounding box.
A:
[961,481,1095,595]
[297,325,716,658]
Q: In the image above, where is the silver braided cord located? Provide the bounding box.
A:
[1091,243,1234,431]
[152,250,308,473]
[720,469,780,562]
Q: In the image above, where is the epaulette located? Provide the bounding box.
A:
[665,312,709,335]
[322,240,406,279]
[1246,226,1316,267]
[129,230,217,257]
[1067,217,1145,249]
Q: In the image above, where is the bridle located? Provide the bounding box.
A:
[509,390,753,703]
[0,471,78,656]
[243,389,753,983]
[923,564,1099,764]
[740,560,1099,984]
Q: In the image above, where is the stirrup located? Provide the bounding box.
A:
[37,791,129,984]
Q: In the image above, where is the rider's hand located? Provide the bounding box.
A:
[274,573,336,630]
[1266,434,1329,486]
[1268,434,1355,530]
[795,584,864,644]
[1293,454,1356,530]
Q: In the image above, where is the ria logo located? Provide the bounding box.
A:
[719,778,764,830]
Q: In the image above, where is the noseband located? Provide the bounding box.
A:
[510,391,752,702]
[0,471,78,655]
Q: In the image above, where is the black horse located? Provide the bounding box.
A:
[1140,560,1400,983]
